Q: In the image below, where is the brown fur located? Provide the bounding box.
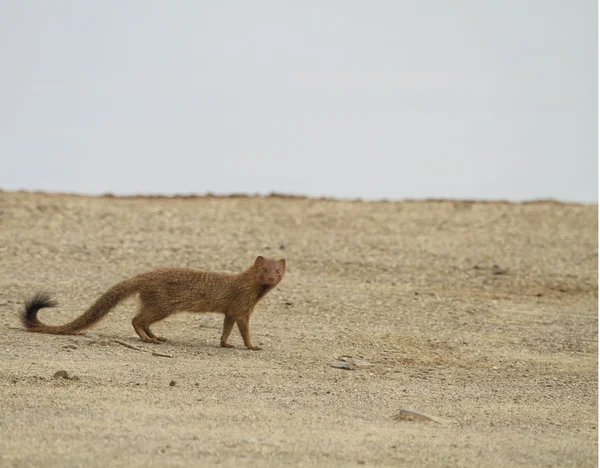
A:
[21,256,286,350]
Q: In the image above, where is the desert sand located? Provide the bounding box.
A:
[0,190,597,467]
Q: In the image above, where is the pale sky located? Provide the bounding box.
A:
[1,1,597,202]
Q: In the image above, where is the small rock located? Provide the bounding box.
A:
[330,360,354,370]
[349,357,371,367]
[394,409,438,423]
[53,370,69,379]
[330,356,371,370]
[63,344,77,350]
[340,356,371,366]
[279,244,286,250]
[284,301,293,306]
[491,265,507,275]
[169,380,176,387]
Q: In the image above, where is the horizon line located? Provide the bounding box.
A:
[0,188,596,206]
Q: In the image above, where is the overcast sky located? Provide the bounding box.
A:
[1,1,597,202]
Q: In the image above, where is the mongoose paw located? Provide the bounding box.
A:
[248,346,262,351]
[141,337,162,344]
[220,342,235,348]
[156,336,167,342]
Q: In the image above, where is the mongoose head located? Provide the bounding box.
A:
[252,256,286,287]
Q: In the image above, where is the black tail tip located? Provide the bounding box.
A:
[22,292,57,328]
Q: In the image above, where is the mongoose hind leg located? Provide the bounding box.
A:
[132,320,159,344]
[132,307,167,344]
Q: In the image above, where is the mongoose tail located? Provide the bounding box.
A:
[22,279,139,334]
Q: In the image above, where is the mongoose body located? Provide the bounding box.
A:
[21,256,285,350]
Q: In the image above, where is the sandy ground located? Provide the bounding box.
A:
[0,190,597,467]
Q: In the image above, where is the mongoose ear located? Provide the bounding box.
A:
[278,259,286,271]
[255,256,265,264]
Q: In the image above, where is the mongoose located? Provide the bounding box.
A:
[21,256,286,350]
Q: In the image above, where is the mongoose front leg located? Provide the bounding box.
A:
[220,315,235,348]
[236,317,261,350]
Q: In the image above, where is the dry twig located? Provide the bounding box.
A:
[111,339,174,358]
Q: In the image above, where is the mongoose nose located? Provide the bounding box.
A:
[268,277,275,282]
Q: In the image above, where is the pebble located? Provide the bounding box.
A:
[330,356,372,370]
[53,370,70,379]
[169,380,176,387]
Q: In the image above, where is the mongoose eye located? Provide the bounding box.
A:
[276,269,281,274]
[262,268,268,273]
